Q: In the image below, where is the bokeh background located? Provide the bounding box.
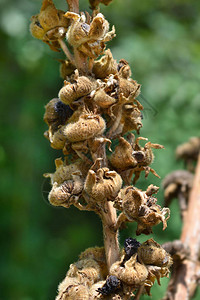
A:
[1,0,200,299]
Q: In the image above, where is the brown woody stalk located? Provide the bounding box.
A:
[165,154,200,299]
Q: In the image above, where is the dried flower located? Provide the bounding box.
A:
[56,277,89,300]
[92,49,118,79]
[63,111,106,142]
[30,0,69,51]
[65,12,115,58]
[84,159,122,203]
[110,253,148,285]
[59,73,96,104]
[138,239,172,267]
[114,185,170,235]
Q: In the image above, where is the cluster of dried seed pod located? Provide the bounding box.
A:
[114,184,170,235]
[31,0,172,298]
[57,239,172,299]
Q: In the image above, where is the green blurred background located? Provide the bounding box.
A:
[0,0,200,299]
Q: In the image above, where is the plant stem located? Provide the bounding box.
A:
[66,0,79,13]
[164,154,200,299]
[58,39,75,64]
[101,201,120,270]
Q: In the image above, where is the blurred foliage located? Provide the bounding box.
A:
[0,0,200,299]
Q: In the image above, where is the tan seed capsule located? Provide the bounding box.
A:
[138,239,172,267]
[44,158,84,185]
[110,254,148,285]
[30,0,69,41]
[93,89,116,108]
[59,76,95,105]
[122,188,144,220]
[63,113,106,142]
[48,176,83,208]
[110,137,137,170]
[84,167,122,202]
[92,49,117,79]
[57,281,89,300]
[67,258,101,286]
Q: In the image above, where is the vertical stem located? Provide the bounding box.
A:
[58,39,75,64]
[164,154,200,300]
[66,0,79,13]
[101,201,120,270]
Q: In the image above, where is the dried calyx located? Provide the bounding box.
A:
[31,0,172,298]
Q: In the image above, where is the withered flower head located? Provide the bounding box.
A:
[59,59,76,79]
[67,258,102,286]
[138,239,172,267]
[65,11,115,58]
[92,49,118,79]
[48,175,83,208]
[114,185,170,235]
[110,137,138,170]
[56,277,89,300]
[59,72,96,104]
[63,111,106,142]
[84,159,122,202]
[30,0,69,51]
[110,254,148,286]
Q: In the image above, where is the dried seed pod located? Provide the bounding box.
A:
[67,258,102,286]
[59,60,76,79]
[59,75,95,104]
[118,64,131,79]
[84,165,122,202]
[44,158,85,185]
[110,137,137,170]
[110,254,148,285]
[121,103,143,135]
[121,187,144,220]
[56,280,89,300]
[56,277,89,300]
[30,0,69,49]
[65,12,115,58]
[138,239,172,267]
[118,77,141,99]
[79,247,108,279]
[48,125,67,149]
[176,137,200,167]
[93,89,116,108]
[63,112,106,142]
[48,175,83,208]
[92,49,118,79]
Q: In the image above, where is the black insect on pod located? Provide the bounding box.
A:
[54,100,74,124]
[97,275,121,295]
[122,237,141,265]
